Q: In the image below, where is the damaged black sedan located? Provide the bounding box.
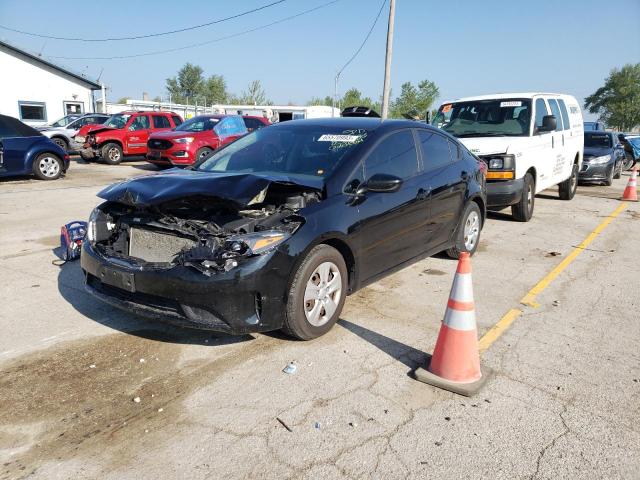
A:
[81,118,486,339]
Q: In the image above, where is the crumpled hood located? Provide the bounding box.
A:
[583,147,611,158]
[97,169,324,207]
[456,137,516,156]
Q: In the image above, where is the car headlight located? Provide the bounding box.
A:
[87,206,115,245]
[589,154,611,165]
[175,137,195,144]
[87,207,98,244]
[488,158,504,169]
[224,231,290,256]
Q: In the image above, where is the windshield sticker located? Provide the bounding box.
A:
[318,134,361,143]
[442,104,452,113]
[500,101,522,108]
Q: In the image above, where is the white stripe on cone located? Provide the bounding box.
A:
[443,308,477,331]
[449,272,474,302]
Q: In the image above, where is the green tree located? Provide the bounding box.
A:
[307,96,334,106]
[165,63,205,104]
[341,88,378,111]
[116,97,130,104]
[585,64,640,131]
[203,74,229,104]
[236,80,271,105]
[390,79,439,120]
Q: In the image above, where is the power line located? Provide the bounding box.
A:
[0,0,286,42]
[337,0,386,78]
[46,0,341,60]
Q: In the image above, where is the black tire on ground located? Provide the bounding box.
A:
[51,137,68,152]
[604,165,614,186]
[613,163,622,179]
[101,143,123,165]
[446,201,482,259]
[32,153,63,180]
[195,147,213,162]
[512,172,535,222]
[559,163,579,200]
[282,244,348,340]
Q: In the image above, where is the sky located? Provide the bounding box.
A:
[1,0,639,120]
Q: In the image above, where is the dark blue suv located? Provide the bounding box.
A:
[0,114,69,180]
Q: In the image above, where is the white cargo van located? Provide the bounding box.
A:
[433,93,584,221]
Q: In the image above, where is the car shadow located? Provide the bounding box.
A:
[56,260,252,347]
[337,319,429,371]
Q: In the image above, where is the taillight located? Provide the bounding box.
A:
[477,159,487,175]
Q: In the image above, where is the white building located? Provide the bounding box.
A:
[99,99,340,122]
[0,40,102,125]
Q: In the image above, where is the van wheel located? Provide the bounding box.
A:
[447,202,482,259]
[101,143,123,165]
[559,164,578,200]
[282,245,347,340]
[32,153,62,180]
[512,173,534,222]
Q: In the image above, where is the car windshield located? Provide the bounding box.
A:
[433,99,532,137]
[104,114,131,129]
[585,133,611,148]
[196,125,369,178]
[50,115,81,128]
[175,116,220,132]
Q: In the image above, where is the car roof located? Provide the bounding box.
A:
[271,117,430,132]
[443,92,573,103]
[586,130,610,135]
[116,110,178,115]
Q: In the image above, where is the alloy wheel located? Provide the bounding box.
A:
[464,210,480,251]
[303,261,342,327]
[108,147,121,162]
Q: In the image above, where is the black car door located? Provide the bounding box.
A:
[416,130,465,250]
[349,129,430,282]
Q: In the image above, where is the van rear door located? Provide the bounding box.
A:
[532,98,554,190]
[547,98,568,183]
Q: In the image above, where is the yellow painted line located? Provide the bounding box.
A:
[479,201,628,351]
[478,308,522,352]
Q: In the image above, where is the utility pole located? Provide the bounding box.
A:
[333,72,340,117]
[381,0,396,120]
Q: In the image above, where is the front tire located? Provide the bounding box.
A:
[512,172,535,222]
[559,163,578,200]
[196,147,213,162]
[447,201,482,259]
[604,164,614,186]
[282,244,347,340]
[613,162,622,179]
[32,153,62,180]
[101,143,123,165]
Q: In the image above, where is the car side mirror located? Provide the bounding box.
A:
[538,115,557,133]
[356,173,403,195]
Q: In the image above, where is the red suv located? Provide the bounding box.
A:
[146,115,268,168]
[76,111,183,164]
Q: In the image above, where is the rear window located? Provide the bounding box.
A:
[214,116,248,138]
[557,99,571,131]
[0,115,42,138]
[172,116,183,127]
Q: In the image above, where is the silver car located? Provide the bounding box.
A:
[39,113,110,152]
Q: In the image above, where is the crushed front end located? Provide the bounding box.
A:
[81,182,320,334]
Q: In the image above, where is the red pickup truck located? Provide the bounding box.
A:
[76,111,183,164]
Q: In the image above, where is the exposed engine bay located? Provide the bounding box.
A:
[89,183,320,276]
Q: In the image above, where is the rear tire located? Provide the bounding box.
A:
[512,172,535,222]
[446,201,482,259]
[559,163,578,200]
[32,153,62,180]
[101,143,123,165]
[282,244,347,340]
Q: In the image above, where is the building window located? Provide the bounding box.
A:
[63,101,84,115]
[18,101,47,122]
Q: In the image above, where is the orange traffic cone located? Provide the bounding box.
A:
[414,252,492,396]
[621,166,638,202]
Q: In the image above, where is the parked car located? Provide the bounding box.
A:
[583,121,608,131]
[433,93,584,221]
[45,114,84,128]
[618,133,639,171]
[0,114,70,180]
[146,115,249,168]
[39,113,110,152]
[82,118,486,339]
[77,111,183,164]
[579,131,625,185]
[242,115,271,132]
